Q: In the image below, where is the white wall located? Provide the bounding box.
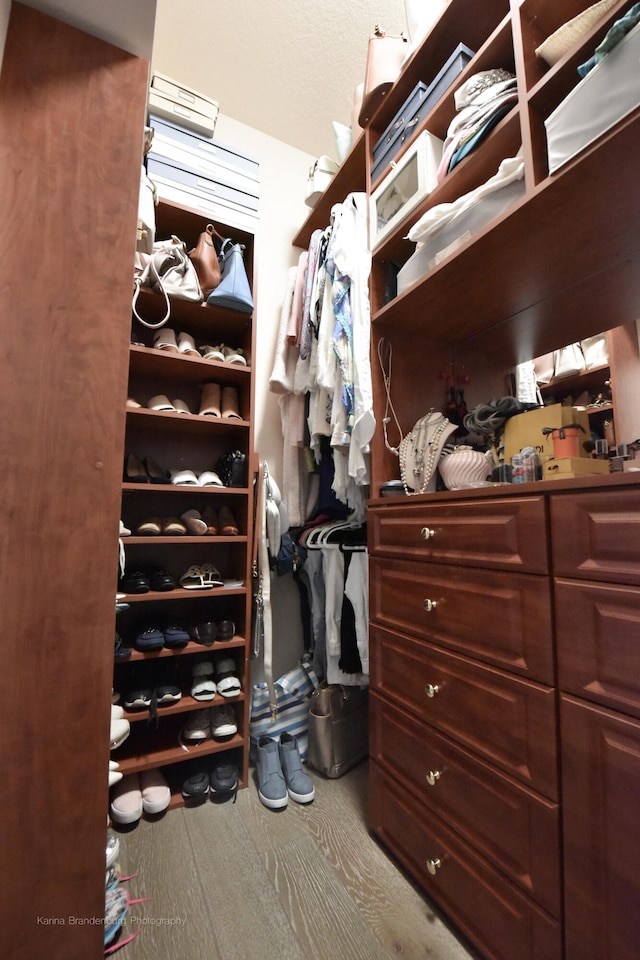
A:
[211,113,314,680]
[211,114,313,479]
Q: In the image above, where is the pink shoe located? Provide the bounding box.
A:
[139,768,171,815]
[110,774,142,824]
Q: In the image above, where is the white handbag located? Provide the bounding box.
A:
[132,235,203,329]
[305,155,339,208]
[581,333,609,369]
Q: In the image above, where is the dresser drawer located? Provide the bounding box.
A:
[369,762,562,960]
[370,692,561,917]
[368,497,548,573]
[556,578,640,718]
[370,557,554,684]
[551,488,640,585]
[370,624,558,799]
[561,695,640,960]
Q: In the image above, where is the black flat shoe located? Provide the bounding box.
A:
[149,568,175,592]
[124,453,149,483]
[144,456,170,484]
[120,571,150,594]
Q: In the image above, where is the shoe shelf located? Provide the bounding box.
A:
[113,728,246,776]
[114,196,257,812]
[129,343,251,382]
[123,636,247,662]
[122,692,245,725]
[123,535,249,546]
[118,586,247,603]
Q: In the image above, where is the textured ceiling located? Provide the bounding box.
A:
[152,0,408,159]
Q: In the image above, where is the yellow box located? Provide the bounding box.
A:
[502,404,591,464]
[543,457,610,480]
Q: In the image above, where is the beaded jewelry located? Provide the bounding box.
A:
[399,412,452,496]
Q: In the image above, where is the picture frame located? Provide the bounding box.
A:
[369,129,442,250]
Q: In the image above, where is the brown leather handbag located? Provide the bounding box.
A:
[358,25,408,127]
[189,223,223,296]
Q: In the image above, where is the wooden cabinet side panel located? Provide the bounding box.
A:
[0,5,149,958]
[561,696,640,960]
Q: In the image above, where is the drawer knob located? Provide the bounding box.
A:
[426,858,442,876]
[425,683,440,698]
[421,526,435,541]
[425,770,441,786]
[423,598,437,612]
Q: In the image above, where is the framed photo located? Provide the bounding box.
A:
[370,129,442,250]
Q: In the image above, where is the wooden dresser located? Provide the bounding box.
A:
[368,474,640,960]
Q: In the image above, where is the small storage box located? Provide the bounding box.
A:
[370,130,443,249]
[148,114,259,183]
[544,20,640,174]
[149,72,219,138]
[503,404,592,465]
[543,457,610,479]
[150,178,258,234]
[372,44,475,183]
[396,174,524,293]
[146,156,259,213]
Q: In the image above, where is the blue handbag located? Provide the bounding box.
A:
[206,239,253,314]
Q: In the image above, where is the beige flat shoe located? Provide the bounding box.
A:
[136,516,162,536]
[181,509,207,536]
[148,394,175,411]
[153,328,179,353]
[172,398,192,415]
[177,331,200,357]
[162,516,188,535]
[200,382,221,417]
[221,386,242,419]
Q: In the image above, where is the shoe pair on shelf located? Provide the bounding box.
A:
[192,619,235,646]
[198,343,247,366]
[146,395,192,414]
[132,625,190,652]
[199,383,242,419]
[181,756,239,802]
[133,506,238,537]
[153,328,199,356]
[179,704,238,747]
[179,563,224,590]
[123,679,182,712]
[119,567,175,594]
[255,733,315,810]
[124,453,169,484]
[110,768,171,824]
[170,468,224,487]
[191,655,241,701]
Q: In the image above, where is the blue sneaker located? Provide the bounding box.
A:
[279,732,315,804]
[256,736,288,809]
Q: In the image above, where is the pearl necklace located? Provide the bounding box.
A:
[400,414,451,496]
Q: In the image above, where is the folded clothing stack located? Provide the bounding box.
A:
[437,68,518,182]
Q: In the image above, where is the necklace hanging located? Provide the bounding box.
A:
[399,413,451,496]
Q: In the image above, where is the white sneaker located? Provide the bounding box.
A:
[210,703,237,738]
[140,768,171,815]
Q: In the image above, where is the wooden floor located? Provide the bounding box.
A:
[112,760,480,960]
